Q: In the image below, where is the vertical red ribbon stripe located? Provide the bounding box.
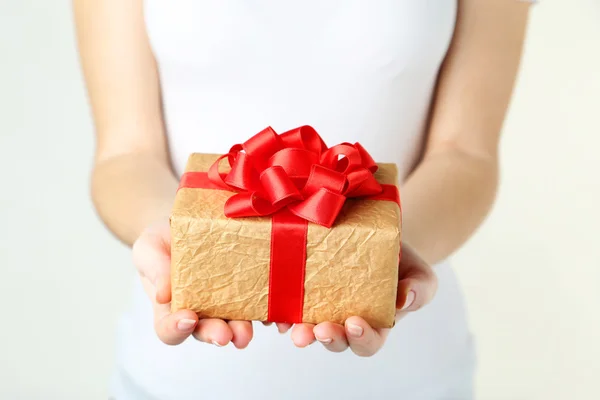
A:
[268,208,308,323]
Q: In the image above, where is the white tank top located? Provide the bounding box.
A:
[114,1,475,399]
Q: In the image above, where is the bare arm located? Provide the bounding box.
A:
[74,0,175,246]
[74,0,255,348]
[400,0,531,264]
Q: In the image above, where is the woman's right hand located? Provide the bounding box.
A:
[132,218,254,348]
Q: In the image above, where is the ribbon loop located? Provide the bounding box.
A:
[353,142,378,173]
[208,153,237,190]
[225,152,261,191]
[260,166,303,205]
[280,125,327,155]
[224,192,279,218]
[268,148,319,179]
[288,188,346,229]
[242,127,283,161]
[320,144,362,173]
[303,164,347,197]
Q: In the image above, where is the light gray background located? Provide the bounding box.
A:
[1,1,599,399]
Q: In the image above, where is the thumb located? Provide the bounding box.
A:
[395,244,438,314]
[132,219,172,304]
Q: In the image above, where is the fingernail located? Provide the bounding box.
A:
[401,290,416,310]
[315,335,332,344]
[177,319,197,332]
[212,340,223,347]
[347,323,363,338]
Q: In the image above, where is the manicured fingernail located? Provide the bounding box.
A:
[402,290,416,310]
[212,340,224,347]
[347,323,363,338]
[177,319,196,332]
[315,335,332,344]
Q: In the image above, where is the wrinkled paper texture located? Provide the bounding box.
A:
[171,154,401,328]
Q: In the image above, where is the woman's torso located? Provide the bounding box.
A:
[113,1,475,399]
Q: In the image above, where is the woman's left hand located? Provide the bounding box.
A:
[276,244,437,357]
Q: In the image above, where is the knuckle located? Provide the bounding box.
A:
[132,230,153,255]
[153,319,163,336]
[430,269,439,292]
[192,329,209,343]
[353,346,376,357]
[423,269,439,305]
[154,322,170,344]
[156,329,177,346]
[350,335,381,357]
[159,336,176,346]
[328,344,348,353]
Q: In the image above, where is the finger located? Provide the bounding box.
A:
[344,316,387,357]
[193,319,233,347]
[396,245,438,314]
[313,322,348,352]
[290,323,316,348]
[276,323,293,334]
[153,302,198,346]
[228,321,253,349]
[132,220,172,304]
[261,322,273,327]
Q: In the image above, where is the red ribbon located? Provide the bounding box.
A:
[178,126,400,323]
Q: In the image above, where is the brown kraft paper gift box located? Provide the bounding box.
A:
[170,153,401,329]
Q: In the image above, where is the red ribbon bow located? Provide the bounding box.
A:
[206,125,384,228]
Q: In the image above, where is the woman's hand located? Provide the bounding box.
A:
[132,218,254,348]
[278,245,437,356]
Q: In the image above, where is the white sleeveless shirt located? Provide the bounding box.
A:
[112,1,475,399]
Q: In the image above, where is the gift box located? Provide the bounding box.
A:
[170,126,401,328]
